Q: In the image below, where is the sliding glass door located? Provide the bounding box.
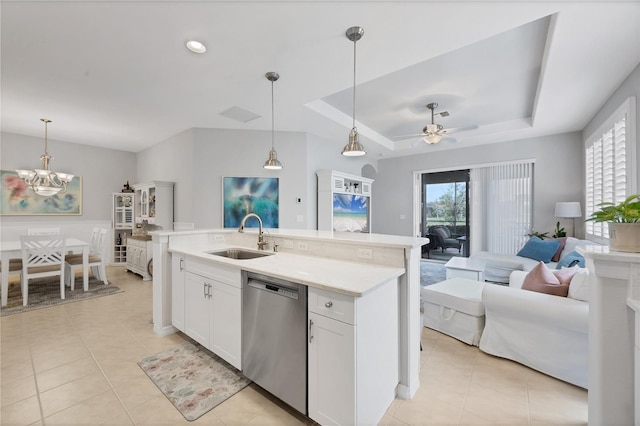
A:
[421,170,470,257]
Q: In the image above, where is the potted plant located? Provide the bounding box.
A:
[586,194,640,252]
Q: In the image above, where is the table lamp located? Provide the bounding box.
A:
[554,202,582,237]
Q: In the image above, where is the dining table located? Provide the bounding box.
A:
[1,237,89,307]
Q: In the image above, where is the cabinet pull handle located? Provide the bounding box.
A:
[179,258,184,271]
[207,283,212,299]
[309,319,314,343]
[325,301,333,308]
[203,283,207,298]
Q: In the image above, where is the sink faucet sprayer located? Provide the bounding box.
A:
[238,213,268,250]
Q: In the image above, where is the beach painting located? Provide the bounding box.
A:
[223,177,279,228]
[0,170,82,215]
[333,193,369,233]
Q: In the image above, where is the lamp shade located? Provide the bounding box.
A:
[554,202,582,218]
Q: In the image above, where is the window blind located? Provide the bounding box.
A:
[470,161,533,254]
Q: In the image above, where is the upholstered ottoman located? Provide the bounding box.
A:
[422,278,486,346]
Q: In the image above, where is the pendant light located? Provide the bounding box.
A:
[16,119,74,196]
[342,26,366,157]
[263,72,282,170]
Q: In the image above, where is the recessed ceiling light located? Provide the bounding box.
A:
[186,40,206,53]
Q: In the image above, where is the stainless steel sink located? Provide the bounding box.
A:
[206,248,274,260]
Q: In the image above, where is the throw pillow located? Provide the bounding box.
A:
[568,268,590,302]
[545,237,567,262]
[517,237,562,263]
[522,261,569,297]
[556,251,585,269]
[553,265,579,285]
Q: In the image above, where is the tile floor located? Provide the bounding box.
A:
[1,266,587,425]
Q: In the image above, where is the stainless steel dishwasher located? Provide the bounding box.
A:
[242,272,307,414]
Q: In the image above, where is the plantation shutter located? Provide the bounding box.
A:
[585,99,632,242]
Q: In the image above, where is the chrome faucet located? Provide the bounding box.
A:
[238,213,268,250]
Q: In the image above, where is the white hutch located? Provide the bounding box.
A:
[317,170,373,233]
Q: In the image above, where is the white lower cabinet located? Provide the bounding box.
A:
[308,312,355,425]
[171,254,185,332]
[181,258,242,370]
[308,280,399,426]
[126,238,153,280]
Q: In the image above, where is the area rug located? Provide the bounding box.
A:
[420,259,447,287]
[1,276,122,316]
[138,341,251,421]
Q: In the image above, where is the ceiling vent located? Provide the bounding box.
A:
[219,106,261,123]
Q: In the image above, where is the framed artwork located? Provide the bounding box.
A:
[0,170,83,215]
[223,177,279,228]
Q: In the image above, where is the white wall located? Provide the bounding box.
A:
[191,128,308,229]
[373,132,584,238]
[582,63,640,193]
[136,129,194,225]
[0,132,136,224]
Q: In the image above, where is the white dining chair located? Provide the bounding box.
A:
[20,234,66,306]
[27,227,62,235]
[65,228,108,289]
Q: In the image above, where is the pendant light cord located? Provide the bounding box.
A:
[271,79,275,149]
[352,37,357,129]
[43,119,50,155]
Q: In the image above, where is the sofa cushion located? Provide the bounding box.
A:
[522,262,569,297]
[556,251,585,269]
[517,237,562,263]
[553,265,580,285]
[568,268,590,302]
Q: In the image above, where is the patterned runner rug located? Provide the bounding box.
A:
[1,276,122,316]
[138,341,251,421]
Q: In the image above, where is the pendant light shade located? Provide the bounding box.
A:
[342,26,366,157]
[263,72,282,170]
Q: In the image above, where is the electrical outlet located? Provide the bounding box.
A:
[297,241,308,251]
[283,240,294,249]
[213,234,224,241]
[357,248,373,260]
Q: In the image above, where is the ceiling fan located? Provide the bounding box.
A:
[394,102,465,145]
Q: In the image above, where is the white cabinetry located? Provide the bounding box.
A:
[307,281,398,426]
[317,170,373,233]
[181,257,242,369]
[171,254,185,332]
[126,237,153,280]
[133,181,174,230]
[111,193,134,265]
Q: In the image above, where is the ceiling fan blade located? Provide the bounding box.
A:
[441,124,478,134]
[392,133,426,140]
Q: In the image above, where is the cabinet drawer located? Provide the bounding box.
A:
[186,257,241,288]
[308,287,355,325]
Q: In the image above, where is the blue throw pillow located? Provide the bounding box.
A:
[556,251,585,269]
[517,237,562,263]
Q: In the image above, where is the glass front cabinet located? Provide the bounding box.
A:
[112,193,134,264]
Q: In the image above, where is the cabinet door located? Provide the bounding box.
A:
[184,272,211,347]
[308,312,356,426]
[210,280,242,369]
[171,255,185,332]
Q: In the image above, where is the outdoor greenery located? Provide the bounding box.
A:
[426,183,467,230]
[586,194,640,223]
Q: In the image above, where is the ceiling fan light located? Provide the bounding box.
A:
[342,128,366,156]
[423,134,443,144]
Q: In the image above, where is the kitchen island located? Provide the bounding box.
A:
[151,228,427,424]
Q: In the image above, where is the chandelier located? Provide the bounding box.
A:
[16,119,74,197]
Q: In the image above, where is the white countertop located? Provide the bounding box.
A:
[169,244,405,297]
[156,228,427,249]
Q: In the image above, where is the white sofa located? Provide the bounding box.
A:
[479,269,589,389]
[470,237,597,283]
